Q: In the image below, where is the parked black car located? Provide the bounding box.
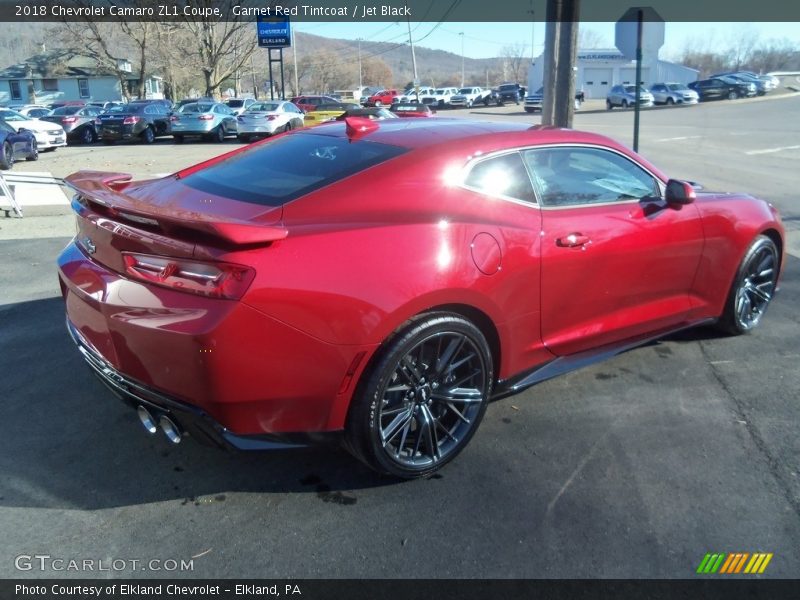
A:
[39,105,102,144]
[493,83,526,105]
[688,76,757,101]
[95,101,172,144]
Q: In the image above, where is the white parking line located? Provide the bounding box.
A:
[745,145,800,155]
[654,136,702,142]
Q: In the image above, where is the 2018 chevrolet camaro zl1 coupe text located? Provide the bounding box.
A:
[58,118,785,478]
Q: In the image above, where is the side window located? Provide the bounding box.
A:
[522,147,660,208]
[463,152,536,204]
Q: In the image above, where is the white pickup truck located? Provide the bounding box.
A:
[420,87,460,108]
[449,86,493,108]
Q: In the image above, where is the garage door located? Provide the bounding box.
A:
[581,68,613,99]
[620,67,650,86]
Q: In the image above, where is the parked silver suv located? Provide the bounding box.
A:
[649,83,699,105]
[606,85,654,109]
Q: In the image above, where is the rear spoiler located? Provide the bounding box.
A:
[64,171,288,245]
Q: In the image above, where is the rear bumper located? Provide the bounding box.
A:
[57,240,371,438]
[67,320,340,450]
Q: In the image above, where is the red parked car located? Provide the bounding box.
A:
[364,89,399,106]
[58,119,785,478]
[289,95,339,113]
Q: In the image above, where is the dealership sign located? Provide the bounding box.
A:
[257,16,291,48]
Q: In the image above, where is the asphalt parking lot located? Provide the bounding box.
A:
[1,93,799,578]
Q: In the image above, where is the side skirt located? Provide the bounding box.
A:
[492,318,716,400]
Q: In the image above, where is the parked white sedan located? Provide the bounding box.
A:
[236,101,305,141]
[0,107,66,151]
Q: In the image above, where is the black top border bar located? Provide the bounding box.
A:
[2,0,800,23]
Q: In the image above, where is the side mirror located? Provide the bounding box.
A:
[665,179,696,205]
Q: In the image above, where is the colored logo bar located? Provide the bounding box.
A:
[696,553,773,574]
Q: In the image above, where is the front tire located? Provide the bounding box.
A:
[666,97,674,105]
[345,313,493,478]
[717,235,779,335]
[25,138,39,161]
[81,126,96,144]
[141,126,155,144]
[606,100,613,110]
[211,126,225,143]
[727,90,738,100]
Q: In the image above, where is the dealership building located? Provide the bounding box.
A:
[527,48,699,99]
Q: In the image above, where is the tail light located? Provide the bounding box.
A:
[266,115,277,121]
[62,116,77,124]
[121,252,255,300]
[123,116,140,125]
[170,115,180,122]
[198,114,214,120]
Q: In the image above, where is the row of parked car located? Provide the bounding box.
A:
[605,72,781,110]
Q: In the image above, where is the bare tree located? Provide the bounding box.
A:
[362,57,393,87]
[578,27,609,49]
[501,43,528,84]
[727,25,760,72]
[178,1,258,98]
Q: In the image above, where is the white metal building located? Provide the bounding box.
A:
[527,49,699,100]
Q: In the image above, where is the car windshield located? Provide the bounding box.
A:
[180,103,214,113]
[720,76,742,84]
[623,86,649,94]
[52,106,82,115]
[249,102,280,112]
[0,109,26,121]
[458,88,472,94]
[499,85,517,91]
[666,84,688,91]
[180,133,407,207]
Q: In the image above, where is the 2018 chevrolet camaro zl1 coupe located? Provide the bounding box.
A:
[58,118,785,478]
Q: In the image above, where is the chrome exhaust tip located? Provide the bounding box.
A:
[137,405,157,434]
[158,415,182,444]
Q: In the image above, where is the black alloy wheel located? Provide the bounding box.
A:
[25,138,38,161]
[346,313,493,478]
[141,126,155,144]
[82,126,95,144]
[718,235,779,335]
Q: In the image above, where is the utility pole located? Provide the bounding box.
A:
[542,0,580,128]
[292,26,299,97]
[250,55,258,100]
[357,38,363,91]
[459,32,465,87]
[407,17,419,98]
[528,2,535,62]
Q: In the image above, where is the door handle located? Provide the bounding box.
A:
[556,233,591,248]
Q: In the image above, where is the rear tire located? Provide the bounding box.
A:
[606,100,613,110]
[727,90,738,100]
[212,126,225,143]
[141,126,155,144]
[345,313,493,478]
[0,141,13,170]
[666,97,674,105]
[716,235,779,335]
[81,126,96,144]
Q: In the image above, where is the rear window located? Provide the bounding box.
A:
[52,106,81,115]
[226,100,244,108]
[180,133,407,207]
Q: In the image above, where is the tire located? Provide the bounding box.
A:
[173,135,184,144]
[345,313,494,478]
[0,141,13,170]
[622,100,629,108]
[525,108,534,113]
[25,138,39,161]
[81,126,96,144]
[727,90,738,100]
[606,100,613,110]
[141,126,155,144]
[666,97,674,105]
[212,126,225,143]
[717,235,780,335]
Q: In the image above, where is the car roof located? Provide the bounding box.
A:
[294,118,631,153]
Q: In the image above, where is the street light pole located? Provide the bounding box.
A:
[358,38,363,91]
[407,17,419,96]
[460,32,465,87]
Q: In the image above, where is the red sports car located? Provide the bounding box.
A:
[58,118,785,478]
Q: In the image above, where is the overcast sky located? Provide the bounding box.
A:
[292,22,800,61]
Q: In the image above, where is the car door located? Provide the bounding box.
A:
[524,145,705,357]
[0,121,24,156]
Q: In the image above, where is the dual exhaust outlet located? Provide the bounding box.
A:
[137,405,182,444]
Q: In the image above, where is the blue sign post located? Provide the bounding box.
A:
[255,16,291,100]
[257,16,291,48]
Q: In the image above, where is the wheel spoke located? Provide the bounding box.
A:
[382,409,414,445]
[747,285,772,304]
[400,355,423,385]
[447,352,477,373]
[432,386,483,403]
[434,418,458,443]
[445,401,471,424]
[395,417,413,458]
[434,336,465,376]
[385,383,411,393]
[418,405,439,461]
